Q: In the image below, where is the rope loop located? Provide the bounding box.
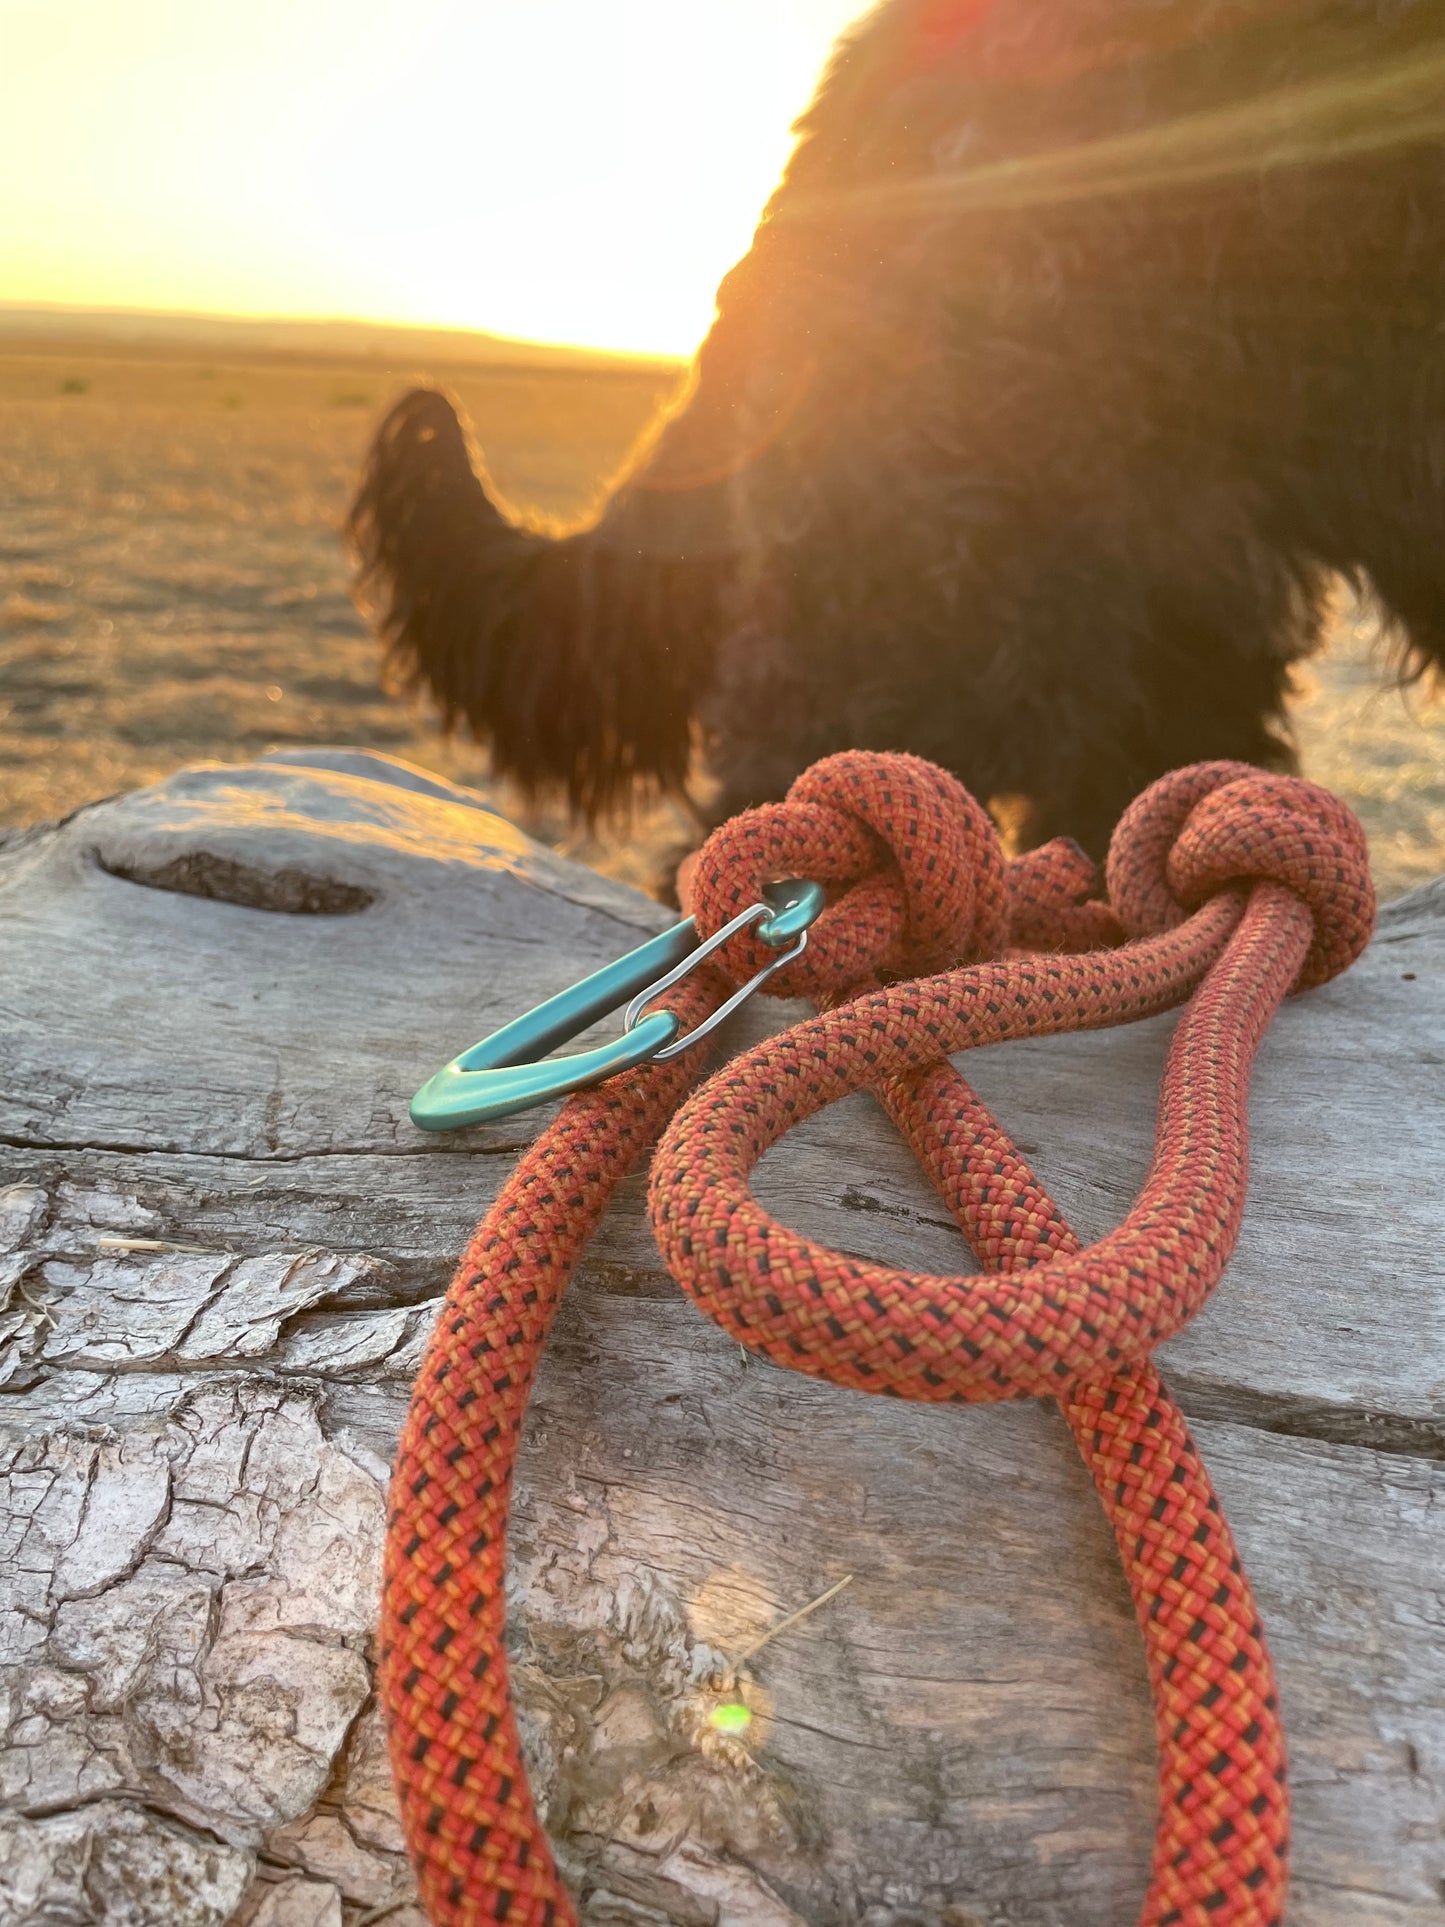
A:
[1108,763,1375,987]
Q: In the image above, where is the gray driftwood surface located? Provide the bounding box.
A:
[1,748,1441,1927]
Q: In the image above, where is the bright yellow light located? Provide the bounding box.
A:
[0,0,867,357]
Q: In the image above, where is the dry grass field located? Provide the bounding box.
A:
[2,328,1441,899]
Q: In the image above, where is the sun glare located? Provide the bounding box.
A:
[0,0,866,357]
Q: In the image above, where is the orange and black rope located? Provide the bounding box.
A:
[381,751,1374,1926]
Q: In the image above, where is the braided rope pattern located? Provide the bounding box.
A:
[382,751,1373,1927]
[379,979,719,1924]
[881,1065,1290,1920]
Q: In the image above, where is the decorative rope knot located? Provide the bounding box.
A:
[686,750,1010,999]
[381,750,1378,1927]
[1108,762,1375,988]
[688,748,1126,999]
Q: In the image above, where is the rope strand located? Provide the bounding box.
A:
[382,751,1374,1927]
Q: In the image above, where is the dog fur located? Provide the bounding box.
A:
[347,0,1445,857]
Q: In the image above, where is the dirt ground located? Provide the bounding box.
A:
[2,336,1442,900]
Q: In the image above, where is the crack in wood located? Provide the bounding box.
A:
[2,754,1442,1927]
[92,849,376,918]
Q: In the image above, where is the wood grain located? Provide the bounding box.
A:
[1,749,1441,1927]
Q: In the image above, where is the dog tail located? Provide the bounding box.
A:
[346,388,713,818]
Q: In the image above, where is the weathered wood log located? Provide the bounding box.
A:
[1,748,1441,1927]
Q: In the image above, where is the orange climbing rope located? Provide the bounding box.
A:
[381,751,1375,1927]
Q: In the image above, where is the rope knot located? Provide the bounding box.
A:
[1107,762,1376,988]
[686,750,1010,999]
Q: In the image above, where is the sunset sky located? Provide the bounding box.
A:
[1,0,866,357]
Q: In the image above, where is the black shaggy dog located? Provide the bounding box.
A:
[348,0,1445,857]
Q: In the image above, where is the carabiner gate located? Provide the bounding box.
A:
[409,878,825,1132]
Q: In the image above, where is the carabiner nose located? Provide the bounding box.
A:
[409,879,825,1132]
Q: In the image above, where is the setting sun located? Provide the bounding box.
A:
[0,0,866,356]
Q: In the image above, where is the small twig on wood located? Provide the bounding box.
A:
[352,1899,414,1927]
[727,1574,854,1682]
[17,1284,56,1330]
[94,1236,224,1255]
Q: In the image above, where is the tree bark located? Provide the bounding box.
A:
[1,748,1441,1927]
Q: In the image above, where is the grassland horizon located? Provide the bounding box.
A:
[0,299,685,376]
[1,313,1441,902]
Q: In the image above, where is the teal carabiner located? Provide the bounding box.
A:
[409,878,826,1132]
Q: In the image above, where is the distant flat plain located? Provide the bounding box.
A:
[1,318,1441,898]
